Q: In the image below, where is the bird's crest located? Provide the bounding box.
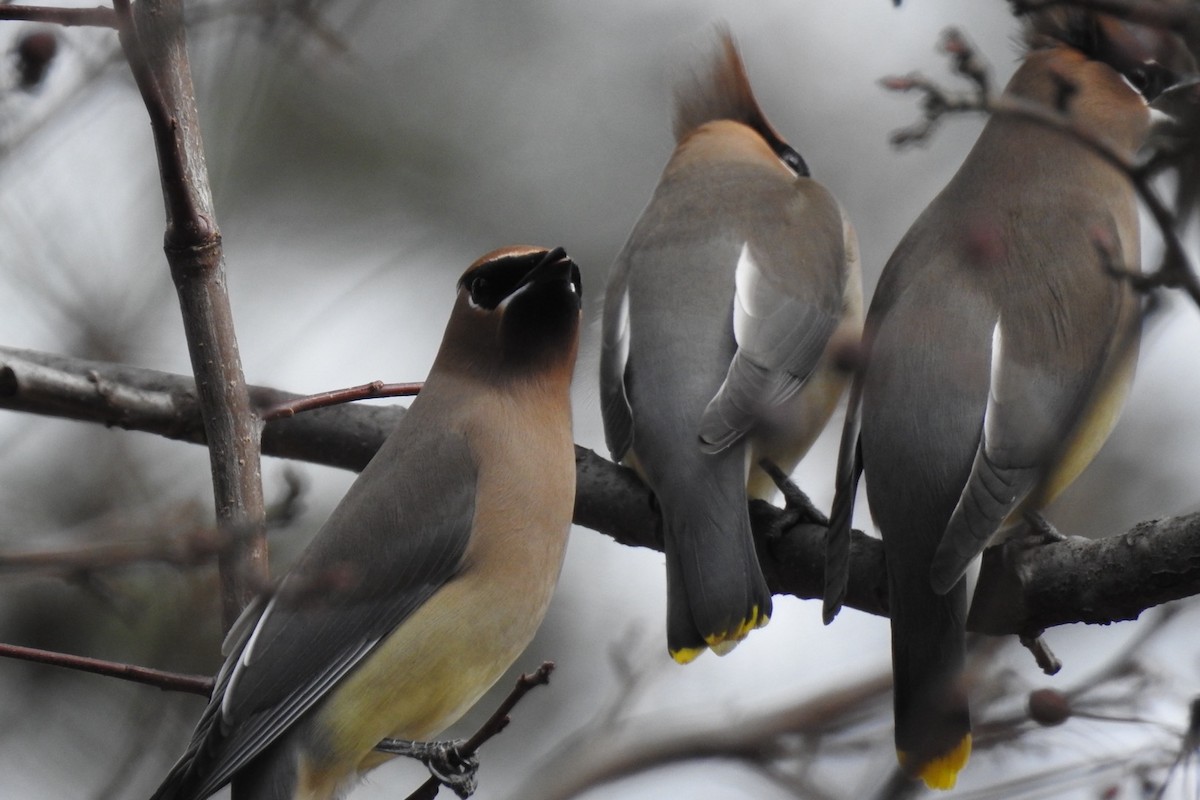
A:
[673,25,809,176]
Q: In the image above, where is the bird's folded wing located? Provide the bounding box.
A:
[163,430,478,798]
[699,230,842,452]
[929,318,1103,594]
[600,254,635,463]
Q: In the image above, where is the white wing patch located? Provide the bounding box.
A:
[700,241,840,452]
[221,595,278,723]
[983,317,1004,444]
[600,275,635,461]
[733,242,782,356]
[612,289,631,375]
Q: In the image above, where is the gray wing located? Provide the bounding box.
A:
[927,317,1122,594]
[928,203,1139,594]
[158,422,476,799]
[927,318,1046,594]
[599,251,635,462]
[822,369,863,624]
[698,188,847,452]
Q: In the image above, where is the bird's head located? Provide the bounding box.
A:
[439,246,582,382]
[1024,8,1195,103]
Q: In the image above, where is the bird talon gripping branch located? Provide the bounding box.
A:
[375,738,479,799]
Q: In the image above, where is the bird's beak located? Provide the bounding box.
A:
[508,246,581,305]
[1151,74,1200,119]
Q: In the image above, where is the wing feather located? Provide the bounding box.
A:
[154,423,476,799]
[699,238,840,452]
[600,255,635,462]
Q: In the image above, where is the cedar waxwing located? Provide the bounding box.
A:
[823,11,1191,790]
[150,246,582,800]
[601,28,862,663]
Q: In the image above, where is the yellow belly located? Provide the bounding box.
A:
[1021,341,1137,514]
[294,564,558,796]
[747,352,852,500]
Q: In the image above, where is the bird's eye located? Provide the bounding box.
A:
[1125,62,1172,102]
[469,275,501,308]
[781,149,808,176]
[1128,66,1151,94]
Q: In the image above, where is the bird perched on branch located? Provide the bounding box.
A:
[151,246,582,800]
[823,10,1192,790]
[601,27,862,663]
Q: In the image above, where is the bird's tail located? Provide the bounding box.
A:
[661,452,772,663]
[890,569,972,790]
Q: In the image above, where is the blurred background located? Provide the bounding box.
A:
[0,1,1198,798]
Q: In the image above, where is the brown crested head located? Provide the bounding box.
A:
[672,24,809,176]
[1022,7,1194,101]
[437,246,582,381]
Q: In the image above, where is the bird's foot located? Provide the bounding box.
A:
[376,737,479,798]
[758,458,829,530]
[1022,511,1069,545]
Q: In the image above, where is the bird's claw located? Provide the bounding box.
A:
[376,737,479,798]
[423,740,478,800]
[758,458,829,530]
[1022,511,1069,545]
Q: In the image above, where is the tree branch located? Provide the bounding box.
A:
[1009,0,1200,34]
[0,521,227,576]
[113,0,267,627]
[886,28,1200,308]
[0,4,118,28]
[2,346,1197,638]
[0,642,212,696]
[401,662,556,800]
[260,380,423,422]
[523,670,894,800]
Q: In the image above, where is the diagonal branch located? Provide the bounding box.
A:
[886,28,1200,308]
[1009,0,1200,34]
[522,669,894,800]
[401,662,556,800]
[2,346,1198,639]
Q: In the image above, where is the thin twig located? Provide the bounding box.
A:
[885,28,1200,308]
[522,669,893,800]
[261,381,423,422]
[0,525,226,574]
[987,92,1200,305]
[0,642,213,695]
[403,662,556,800]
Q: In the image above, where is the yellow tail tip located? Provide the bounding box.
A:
[701,606,771,655]
[670,645,705,665]
[742,605,770,636]
[674,607,771,663]
[899,734,972,791]
[709,638,738,656]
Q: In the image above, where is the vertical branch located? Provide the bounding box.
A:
[114,0,267,627]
